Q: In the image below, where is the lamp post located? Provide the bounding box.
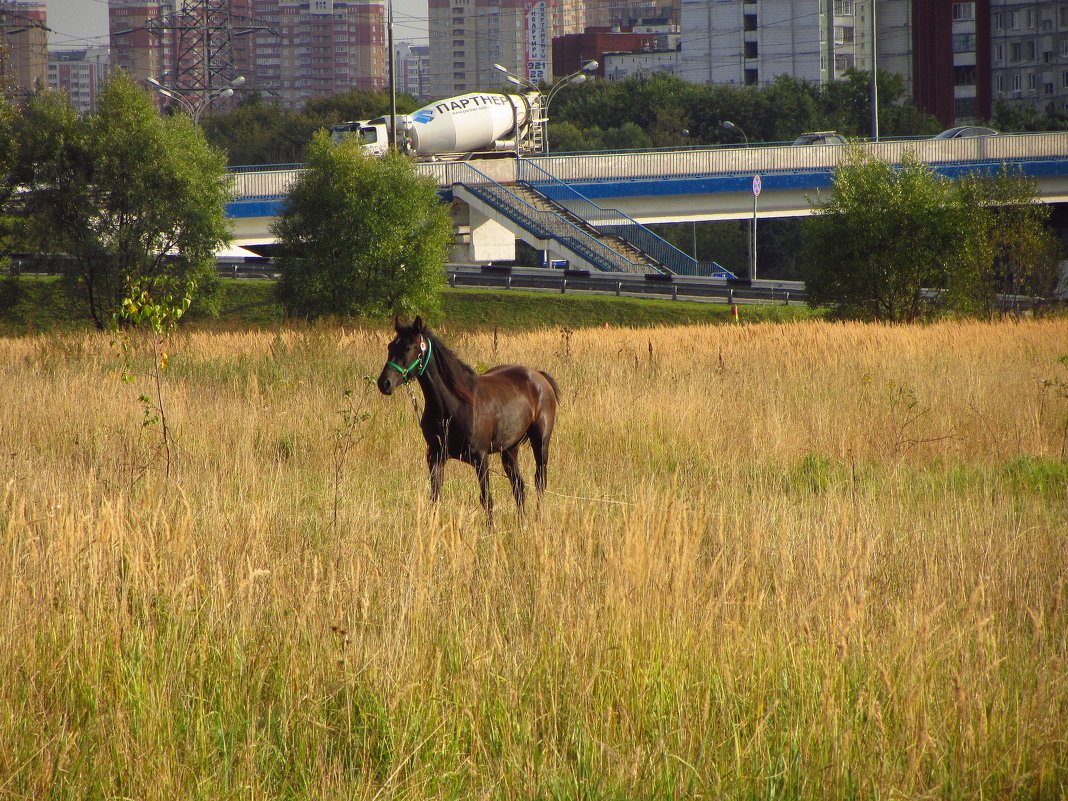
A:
[721,119,748,146]
[493,59,597,154]
[542,60,597,154]
[722,120,757,281]
[147,74,245,124]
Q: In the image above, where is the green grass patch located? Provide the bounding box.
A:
[437,288,818,330]
[0,275,819,335]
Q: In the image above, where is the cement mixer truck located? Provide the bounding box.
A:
[330,90,543,160]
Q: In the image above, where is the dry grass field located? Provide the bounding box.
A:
[0,318,1065,800]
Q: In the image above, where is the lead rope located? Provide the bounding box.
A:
[403,379,420,416]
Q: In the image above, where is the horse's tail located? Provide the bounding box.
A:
[539,371,561,402]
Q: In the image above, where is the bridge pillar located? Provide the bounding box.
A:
[450,199,516,264]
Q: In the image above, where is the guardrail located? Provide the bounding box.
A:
[446,265,805,304]
[210,262,803,304]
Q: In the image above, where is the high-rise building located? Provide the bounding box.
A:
[396,40,430,98]
[427,0,555,97]
[109,0,173,86]
[109,0,385,111]
[681,0,881,86]
[989,0,1065,116]
[48,47,111,113]
[247,0,385,108]
[910,0,989,126]
[1,0,49,96]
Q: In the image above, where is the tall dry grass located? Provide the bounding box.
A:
[0,319,1065,799]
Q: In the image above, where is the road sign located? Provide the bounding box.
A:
[752,174,762,196]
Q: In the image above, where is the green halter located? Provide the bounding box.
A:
[387,336,432,382]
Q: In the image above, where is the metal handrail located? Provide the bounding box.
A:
[449,162,648,273]
[518,160,711,276]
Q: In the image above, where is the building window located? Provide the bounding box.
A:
[1062,71,1068,88]
[996,75,1004,92]
[1028,72,1037,90]
[1011,42,1022,61]
[1045,81,1054,94]
[834,53,854,71]
[994,43,1005,61]
[744,41,758,58]
[1026,41,1036,60]
[954,65,976,85]
[994,11,1005,29]
[834,25,854,44]
[1026,8,1035,27]
[744,68,759,85]
[743,14,757,31]
[1010,11,1020,29]
[1013,73,1022,90]
[953,33,977,52]
[954,97,977,117]
[833,0,854,15]
[952,3,974,20]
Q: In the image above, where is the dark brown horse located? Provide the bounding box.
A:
[377,317,559,520]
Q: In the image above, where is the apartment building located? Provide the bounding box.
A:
[109,0,172,85]
[989,0,1068,114]
[679,0,873,86]
[48,47,111,113]
[396,40,430,98]
[1,0,49,95]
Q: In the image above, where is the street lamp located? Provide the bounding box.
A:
[493,60,597,153]
[147,74,245,123]
[721,120,748,147]
[542,60,597,154]
[721,121,757,281]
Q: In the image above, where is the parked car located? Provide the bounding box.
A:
[932,126,998,139]
[792,131,848,145]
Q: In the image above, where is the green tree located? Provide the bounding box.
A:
[274,131,451,319]
[0,93,19,257]
[16,74,231,328]
[801,149,973,321]
[951,168,1062,312]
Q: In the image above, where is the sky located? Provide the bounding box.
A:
[44,0,430,50]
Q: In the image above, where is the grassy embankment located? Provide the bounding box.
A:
[0,318,1065,799]
[0,275,817,334]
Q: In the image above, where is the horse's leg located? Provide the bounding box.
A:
[501,445,526,512]
[426,443,445,503]
[529,426,551,495]
[473,452,493,523]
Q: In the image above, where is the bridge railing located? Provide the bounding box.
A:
[517,160,730,277]
[228,132,1068,200]
[448,162,648,273]
[525,131,1068,183]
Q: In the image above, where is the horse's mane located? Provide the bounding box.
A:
[422,328,477,402]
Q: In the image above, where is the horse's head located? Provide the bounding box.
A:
[378,316,430,395]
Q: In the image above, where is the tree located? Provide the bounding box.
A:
[16,74,231,328]
[802,151,1062,320]
[273,131,452,319]
[0,93,18,257]
[951,168,1062,313]
[801,149,973,321]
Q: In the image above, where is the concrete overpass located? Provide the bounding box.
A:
[225,132,1068,273]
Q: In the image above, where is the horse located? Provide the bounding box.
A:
[377,316,560,521]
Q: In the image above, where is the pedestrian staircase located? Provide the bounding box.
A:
[446,161,735,277]
[450,164,662,273]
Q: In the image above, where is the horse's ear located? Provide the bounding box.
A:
[413,315,424,332]
[394,315,402,332]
